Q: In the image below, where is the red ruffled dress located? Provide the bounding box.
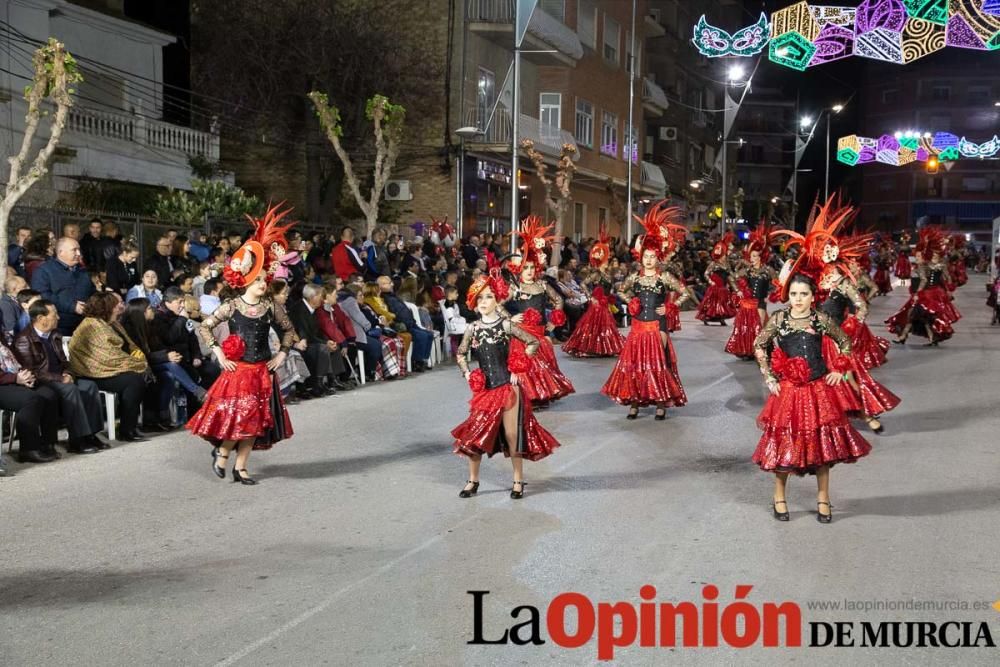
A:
[696,265,738,323]
[602,274,686,407]
[752,311,872,474]
[843,315,889,369]
[885,265,958,342]
[562,285,625,357]
[873,259,893,295]
[451,319,559,461]
[894,250,912,279]
[187,303,293,450]
[504,287,575,405]
[725,269,770,359]
[949,257,967,287]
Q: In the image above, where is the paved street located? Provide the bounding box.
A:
[2,280,999,665]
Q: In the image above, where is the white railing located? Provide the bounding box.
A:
[66,105,220,160]
[464,106,578,157]
[467,0,583,60]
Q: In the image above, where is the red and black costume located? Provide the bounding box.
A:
[187,205,296,449]
[752,309,871,473]
[725,224,775,359]
[602,204,688,411]
[451,288,559,461]
[893,233,912,280]
[885,227,960,345]
[562,228,625,357]
[872,247,893,295]
[948,235,968,288]
[696,233,739,325]
[501,216,574,406]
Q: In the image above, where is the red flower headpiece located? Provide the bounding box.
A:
[223,202,296,289]
[711,231,735,260]
[466,252,510,310]
[744,221,772,263]
[631,201,686,261]
[589,225,612,268]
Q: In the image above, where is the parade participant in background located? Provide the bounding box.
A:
[562,226,625,357]
[752,272,871,524]
[725,223,775,360]
[602,203,688,420]
[948,234,968,288]
[660,225,689,332]
[844,250,889,369]
[500,216,574,407]
[887,226,960,347]
[187,205,297,486]
[872,242,893,296]
[893,231,912,285]
[695,232,738,325]
[452,267,559,500]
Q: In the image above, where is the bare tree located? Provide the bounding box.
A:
[309,93,405,238]
[521,140,578,262]
[1,38,81,279]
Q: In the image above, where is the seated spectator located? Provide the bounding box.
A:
[156,287,216,389]
[441,285,467,357]
[183,295,202,322]
[15,289,40,336]
[0,338,60,463]
[127,270,163,307]
[268,279,311,398]
[8,225,31,277]
[192,261,211,299]
[330,225,365,282]
[315,282,359,386]
[1,275,27,344]
[14,299,106,454]
[378,275,432,373]
[286,282,346,396]
[417,289,444,336]
[337,281,383,382]
[199,278,222,317]
[357,283,401,379]
[68,292,151,442]
[23,230,52,282]
[171,235,194,276]
[105,239,140,296]
[30,236,95,335]
[174,273,194,295]
[148,236,177,288]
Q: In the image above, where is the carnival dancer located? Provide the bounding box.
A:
[660,226,690,332]
[725,224,775,360]
[187,204,297,485]
[887,227,960,346]
[872,244,893,296]
[948,234,968,288]
[602,203,688,420]
[501,216,574,407]
[695,232,739,325]
[752,272,872,523]
[893,231,912,285]
[452,268,560,500]
[562,227,625,357]
[844,254,889,369]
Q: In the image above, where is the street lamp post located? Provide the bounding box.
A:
[454,126,485,240]
[825,103,844,200]
[720,64,748,235]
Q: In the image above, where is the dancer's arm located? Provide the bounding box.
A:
[455,327,475,378]
[506,319,539,357]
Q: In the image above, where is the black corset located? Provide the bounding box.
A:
[927,268,944,287]
[818,289,852,326]
[229,310,273,363]
[713,267,730,280]
[507,291,547,322]
[635,280,665,322]
[472,324,511,389]
[747,273,770,300]
[777,329,828,381]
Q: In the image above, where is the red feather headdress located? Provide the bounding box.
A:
[915,226,946,261]
[223,202,296,289]
[631,201,687,261]
[508,215,555,272]
[589,224,612,268]
[466,251,510,310]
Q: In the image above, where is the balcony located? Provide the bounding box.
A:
[642,77,669,117]
[644,13,666,38]
[67,106,220,161]
[463,106,578,159]
[468,0,583,66]
[641,160,667,196]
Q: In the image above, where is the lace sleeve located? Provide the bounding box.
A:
[272,301,296,351]
[617,273,636,301]
[753,310,781,382]
[455,326,474,375]
[199,299,235,348]
[505,319,539,356]
[818,311,852,355]
[916,263,930,291]
[661,272,689,306]
[545,283,564,311]
[842,282,868,321]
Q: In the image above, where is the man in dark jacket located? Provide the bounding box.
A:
[30,237,95,335]
[13,299,104,453]
[80,218,105,271]
[153,287,217,392]
[376,275,431,372]
[286,283,347,395]
[146,236,176,288]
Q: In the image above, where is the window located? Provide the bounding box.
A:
[578,0,596,49]
[967,86,990,105]
[604,15,620,64]
[575,98,594,148]
[601,111,618,156]
[931,85,950,102]
[882,88,898,106]
[623,123,638,163]
[540,0,564,22]
[539,93,562,129]
[476,68,495,130]
[573,202,585,240]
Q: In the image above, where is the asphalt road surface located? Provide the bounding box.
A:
[2,278,998,665]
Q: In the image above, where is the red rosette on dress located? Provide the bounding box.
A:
[628,297,641,316]
[549,309,567,327]
[771,347,811,385]
[830,354,852,374]
[221,334,246,360]
[591,286,609,307]
[521,308,542,327]
[507,349,531,374]
[468,368,486,393]
[736,276,751,298]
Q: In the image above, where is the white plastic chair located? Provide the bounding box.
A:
[356,349,366,386]
[99,391,119,441]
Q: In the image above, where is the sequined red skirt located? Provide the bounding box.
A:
[665,294,681,332]
[696,283,737,321]
[950,261,967,287]
[186,361,292,450]
[451,383,560,461]
[753,377,872,474]
[887,286,957,341]
[724,298,762,358]
[894,255,911,278]
[822,337,900,417]
[873,267,892,294]
[511,322,575,404]
[847,316,889,369]
[601,319,686,407]
[562,300,625,357]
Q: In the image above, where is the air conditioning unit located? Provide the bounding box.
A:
[384,180,413,201]
[659,126,678,141]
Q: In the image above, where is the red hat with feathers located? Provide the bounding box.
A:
[744,221,773,263]
[631,201,687,261]
[466,251,510,310]
[507,215,554,272]
[915,226,946,261]
[589,225,612,268]
[223,202,296,289]
[711,231,735,260]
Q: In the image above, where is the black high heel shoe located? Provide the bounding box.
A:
[626,406,639,420]
[510,480,526,499]
[233,468,257,485]
[816,501,832,523]
[458,480,479,498]
[772,499,789,521]
[212,451,228,479]
[654,407,667,421]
